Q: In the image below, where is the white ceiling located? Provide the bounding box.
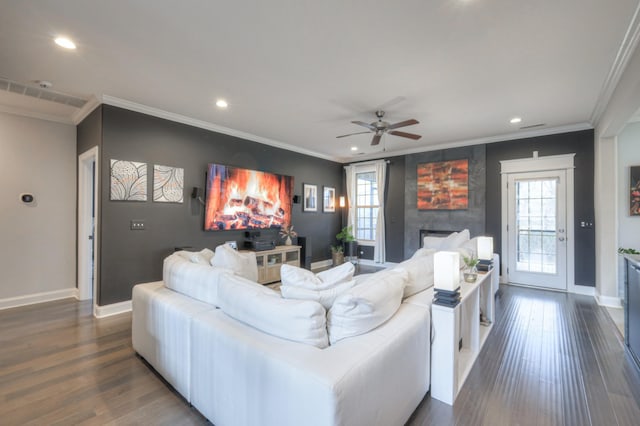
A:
[1,0,639,162]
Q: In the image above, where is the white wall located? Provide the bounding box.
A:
[0,112,76,302]
[595,25,640,306]
[617,121,640,297]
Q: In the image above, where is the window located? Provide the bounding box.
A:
[355,169,378,242]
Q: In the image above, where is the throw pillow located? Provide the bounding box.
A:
[440,229,470,250]
[280,279,356,309]
[280,264,322,288]
[211,244,258,282]
[315,262,355,288]
[281,262,355,290]
[217,274,329,349]
[327,268,407,344]
[460,237,479,258]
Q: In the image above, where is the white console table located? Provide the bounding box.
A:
[430,269,495,405]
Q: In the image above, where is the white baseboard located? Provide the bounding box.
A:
[595,292,623,308]
[0,288,79,310]
[569,284,596,297]
[94,300,132,318]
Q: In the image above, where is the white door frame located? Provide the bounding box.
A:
[500,153,575,292]
[78,146,99,310]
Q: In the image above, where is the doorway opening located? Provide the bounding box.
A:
[78,147,98,312]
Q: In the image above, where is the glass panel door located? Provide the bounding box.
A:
[508,171,567,290]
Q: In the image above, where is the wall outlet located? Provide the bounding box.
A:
[130,220,145,230]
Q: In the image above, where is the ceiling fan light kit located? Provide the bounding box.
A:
[337,110,421,146]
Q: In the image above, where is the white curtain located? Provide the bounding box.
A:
[373,160,386,263]
[344,165,355,230]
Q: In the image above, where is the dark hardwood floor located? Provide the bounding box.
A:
[1,284,639,425]
[408,285,640,426]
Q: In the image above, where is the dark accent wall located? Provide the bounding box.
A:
[485,129,595,286]
[77,106,102,155]
[76,106,103,294]
[84,105,342,305]
[403,145,487,257]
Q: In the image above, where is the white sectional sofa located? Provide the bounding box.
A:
[132,231,497,426]
[133,247,431,426]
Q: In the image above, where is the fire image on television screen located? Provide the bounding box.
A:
[204,164,294,231]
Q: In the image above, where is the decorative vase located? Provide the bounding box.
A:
[463,266,478,283]
[285,236,292,246]
[332,251,344,266]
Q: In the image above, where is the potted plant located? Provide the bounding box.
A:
[331,245,344,266]
[336,225,357,260]
[462,255,480,283]
[279,224,297,245]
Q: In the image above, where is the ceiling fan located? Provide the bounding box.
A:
[336,110,421,146]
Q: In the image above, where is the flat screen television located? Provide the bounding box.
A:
[204,164,294,231]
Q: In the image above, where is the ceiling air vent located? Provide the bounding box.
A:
[0,76,87,108]
[520,123,546,130]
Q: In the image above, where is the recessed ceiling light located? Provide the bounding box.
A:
[510,117,522,124]
[216,99,228,108]
[54,37,76,50]
[350,146,358,151]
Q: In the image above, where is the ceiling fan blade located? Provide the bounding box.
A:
[352,120,377,131]
[387,119,419,130]
[371,134,382,146]
[389,130,422,140]
[336,131,371,139]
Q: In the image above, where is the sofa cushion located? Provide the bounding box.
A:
[163,253,232,306]
[395,255,435,298]
[411,247,436,259]
[280,279,356,309]
[217,274,329,349]
[281,262,355,290]
[327,268,407,344]
[211,244,258,282]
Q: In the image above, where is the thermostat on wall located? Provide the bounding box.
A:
[19,193,35,204]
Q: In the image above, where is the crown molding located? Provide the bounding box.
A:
[338,122,593,163]
[101,95,338,162]
[0,103,74,125]
[72,95,101,124]
[590,2,640,126]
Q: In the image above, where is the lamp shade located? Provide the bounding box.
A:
[434,251,460,291]
[339,196,345,208]
[477,236,493,261]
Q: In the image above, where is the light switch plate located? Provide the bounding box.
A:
[130,220,145,230]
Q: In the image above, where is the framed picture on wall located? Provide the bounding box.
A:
[323,186,336,212]
[303,183,318,212]
[417,159,469,210]
[630,166,640,215]
[110,159,147,201]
